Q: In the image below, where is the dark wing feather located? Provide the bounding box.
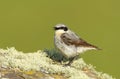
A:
[61,33,99,49]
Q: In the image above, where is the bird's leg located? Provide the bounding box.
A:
[64,55,80,66]
[64,57,75,66]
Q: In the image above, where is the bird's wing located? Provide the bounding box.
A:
[60,32,99,49]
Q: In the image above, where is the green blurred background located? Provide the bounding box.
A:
[0,0,119,78]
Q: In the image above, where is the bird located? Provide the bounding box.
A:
[53,24,100,66]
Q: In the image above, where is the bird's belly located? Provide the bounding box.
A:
[55,40,77,58]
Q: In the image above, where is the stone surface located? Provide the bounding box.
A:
[0,47,115,79]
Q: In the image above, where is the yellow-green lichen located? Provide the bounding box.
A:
[0,47,116,79]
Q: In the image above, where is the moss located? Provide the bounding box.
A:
[0,47,116,79]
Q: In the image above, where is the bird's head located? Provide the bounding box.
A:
[54,24,68,31]
[54,24,68,36]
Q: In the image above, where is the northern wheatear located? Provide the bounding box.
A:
[54,24,100,65]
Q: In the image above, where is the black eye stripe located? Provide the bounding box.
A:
[54,27,60,30]
[54,27,68,31]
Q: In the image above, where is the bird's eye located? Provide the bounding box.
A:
[64,27,68,31]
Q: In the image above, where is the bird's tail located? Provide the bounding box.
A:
[92,45,102,50]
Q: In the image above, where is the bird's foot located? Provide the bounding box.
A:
[63,63,71,67]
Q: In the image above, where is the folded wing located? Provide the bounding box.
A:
[60,32,99,49]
